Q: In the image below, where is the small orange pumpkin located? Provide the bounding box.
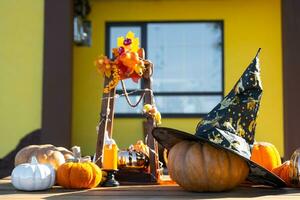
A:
[250,142,281,171]
[167,141,249,192]
[57,161,102,189]
[272,161,291,186]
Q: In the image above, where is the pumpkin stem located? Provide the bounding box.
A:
[72,146,82,162]
[290,148,300,186]
[69,146,91,163]
[30,156,39,165]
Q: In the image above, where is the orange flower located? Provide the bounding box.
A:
[95,55,112,78]
[118,52,139,72]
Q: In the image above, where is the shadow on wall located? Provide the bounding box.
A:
[0,129,41,178]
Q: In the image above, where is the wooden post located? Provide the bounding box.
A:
[95,76,116,167]
[143,62,159,181]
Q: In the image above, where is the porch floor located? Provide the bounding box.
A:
[1,178,300,200]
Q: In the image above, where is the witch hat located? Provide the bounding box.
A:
[152,49,286,187]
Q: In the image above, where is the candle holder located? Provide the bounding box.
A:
[102,170,119,187]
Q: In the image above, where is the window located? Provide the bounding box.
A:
[106,21,224,117]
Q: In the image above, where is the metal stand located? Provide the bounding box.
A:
[101,170,120,187]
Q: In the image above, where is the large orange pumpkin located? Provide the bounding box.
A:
[250,142,281,171]
[272,161,291,186]
[15,144,74,170]
[57,161,102,189]
[167,141,249,192]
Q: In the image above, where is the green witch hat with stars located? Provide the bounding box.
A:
[152,49,286,187]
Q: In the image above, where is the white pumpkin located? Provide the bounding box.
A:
[11,156,55,191]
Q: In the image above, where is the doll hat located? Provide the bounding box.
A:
[152,49,286,187]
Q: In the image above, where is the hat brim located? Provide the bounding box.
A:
[152,127,286,188]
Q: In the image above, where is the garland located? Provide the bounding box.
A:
[95,31,161,125]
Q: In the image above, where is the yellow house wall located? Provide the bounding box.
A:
[72,0,284,155]
[0,0,44,157]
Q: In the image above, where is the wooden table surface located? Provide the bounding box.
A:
[1,178,300,200]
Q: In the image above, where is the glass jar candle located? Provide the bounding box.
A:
[103,143,118,170]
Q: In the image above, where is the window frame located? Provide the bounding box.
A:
[105,20,224,118]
